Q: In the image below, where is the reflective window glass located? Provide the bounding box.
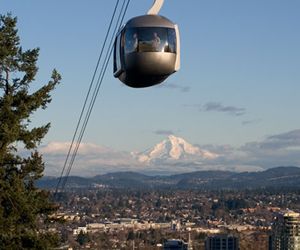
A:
[125,28,138,53]
[114,33,121,71]
[125,27,176,53]
[167,28,177,53]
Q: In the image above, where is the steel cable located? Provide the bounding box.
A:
[54,0,131,195]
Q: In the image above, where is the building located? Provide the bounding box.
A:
[163,239,188,250]
[205,235,239,250]
[171,220,181,231]
[73,226,87,235]
[271,211,300,250]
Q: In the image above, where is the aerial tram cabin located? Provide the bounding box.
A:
[113,0,180,88]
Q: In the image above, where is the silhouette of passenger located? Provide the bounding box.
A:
[133,33,138,51]
[152,32,161,51]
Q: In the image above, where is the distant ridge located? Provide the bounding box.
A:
[38,166,300,190]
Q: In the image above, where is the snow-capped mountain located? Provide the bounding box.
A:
[134,135,218,164]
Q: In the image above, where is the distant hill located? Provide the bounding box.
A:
[38,166,300,190]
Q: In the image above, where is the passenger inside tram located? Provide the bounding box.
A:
[125,27,176,53]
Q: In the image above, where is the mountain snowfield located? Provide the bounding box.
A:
[134,135,218,164]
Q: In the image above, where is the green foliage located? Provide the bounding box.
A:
[76,231,90,246]
[225,198,247,210]
[127,230,135,241]
[0,14,61,249]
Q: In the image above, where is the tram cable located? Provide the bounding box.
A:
[59,0,131,192]
[54,0,131,196]
[54,0,121,196]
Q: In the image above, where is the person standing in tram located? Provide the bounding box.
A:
[133,33,138,52]
[152,32,161,51]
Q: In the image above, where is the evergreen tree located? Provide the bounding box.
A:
[0,14,61,249]
[76,230,90,246]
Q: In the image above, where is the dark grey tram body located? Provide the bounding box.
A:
[113,14,180,88]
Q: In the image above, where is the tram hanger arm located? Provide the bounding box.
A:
[147,0,164,15]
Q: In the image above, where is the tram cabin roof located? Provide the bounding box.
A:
[125,15,175,29]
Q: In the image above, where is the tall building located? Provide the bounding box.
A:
[205,235,239,250]
[271,212,300,250]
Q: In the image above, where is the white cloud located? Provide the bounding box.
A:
[40,141,111,155]
[202,102,245,116]
[185,102,246,116]
[40,141,139,176]
[156,82,191,93]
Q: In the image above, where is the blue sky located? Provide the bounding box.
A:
[1,1,300,174]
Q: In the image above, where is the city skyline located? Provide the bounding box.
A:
[1,1,300,175]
